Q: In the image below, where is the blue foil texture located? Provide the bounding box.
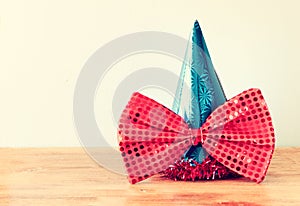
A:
[172,20,227,163]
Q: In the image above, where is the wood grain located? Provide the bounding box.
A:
[0,147,299,205]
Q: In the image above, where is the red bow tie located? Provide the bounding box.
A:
[118,88,275,184]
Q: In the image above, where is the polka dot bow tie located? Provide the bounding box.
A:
[118,88,275,184]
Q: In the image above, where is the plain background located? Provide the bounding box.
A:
[0,0,299,147]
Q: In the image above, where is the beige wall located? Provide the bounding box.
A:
[0,0,299,147]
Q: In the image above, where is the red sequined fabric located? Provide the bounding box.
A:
[118,88,275,184]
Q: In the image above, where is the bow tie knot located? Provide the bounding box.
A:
[189,128,204,145]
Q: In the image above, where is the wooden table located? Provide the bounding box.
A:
[0,148,299,205]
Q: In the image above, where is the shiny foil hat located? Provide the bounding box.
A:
[166,20,230,181]
[117,20,275,184]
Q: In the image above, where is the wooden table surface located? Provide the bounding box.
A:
[0,147,299,206]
